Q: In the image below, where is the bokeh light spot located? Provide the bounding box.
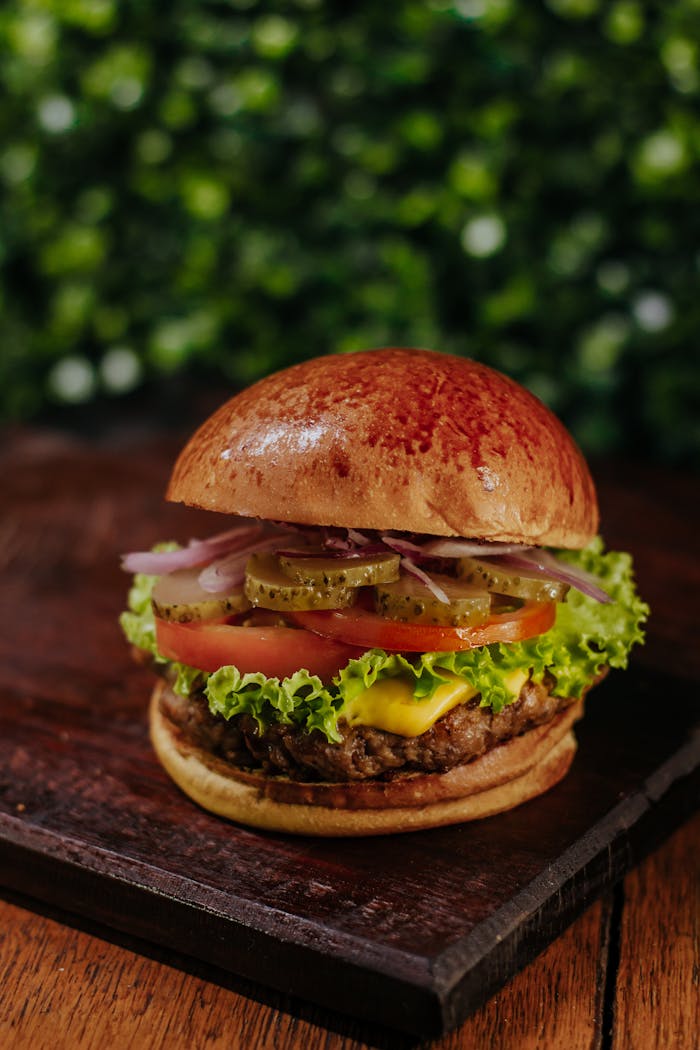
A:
[632,291,674,332]
[47,356,96,403]
[37,95,76,133]
[100,346,142,393]
[461,214,506,257]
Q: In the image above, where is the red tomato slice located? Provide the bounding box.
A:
[155,617,365,681]
[288,601,556,653]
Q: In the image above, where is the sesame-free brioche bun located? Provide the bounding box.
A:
[167,348,598,548]
[150,684,583,837]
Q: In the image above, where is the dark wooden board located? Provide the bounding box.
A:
[1,431,698,1038]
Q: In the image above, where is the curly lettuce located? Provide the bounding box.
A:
[119,543,206,692]
[207,665,344,742]
[120,539,649,742]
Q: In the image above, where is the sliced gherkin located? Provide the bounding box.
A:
[374,574,491,627]
[244,552,356,611]
[152,568,250,623]
[278,549,400,589]
[457,557,569,602]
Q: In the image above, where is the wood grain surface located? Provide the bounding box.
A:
[1,815,698,1050]
[611,813,700,1050]
[0,428,698,1047]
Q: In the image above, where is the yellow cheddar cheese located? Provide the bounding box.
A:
[340,669,529,738]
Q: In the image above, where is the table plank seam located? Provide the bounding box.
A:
[600,883,624,1050]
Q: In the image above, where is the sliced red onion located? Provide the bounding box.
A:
[347,528,373,547]
[121,523,264,575]
[121,547,202,575]
[198,535,294,593]
[197,555,247,592]
[420,538,534,558]
[320,528,351,551]
[380,535,426,557]
[485,551,611,604]
[400,557,450,604]
[324,537,352,551]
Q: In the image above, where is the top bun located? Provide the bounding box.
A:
[167,348,598,547]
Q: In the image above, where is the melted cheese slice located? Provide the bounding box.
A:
[341,669,528,738]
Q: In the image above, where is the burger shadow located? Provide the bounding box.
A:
[3,886,423,1050]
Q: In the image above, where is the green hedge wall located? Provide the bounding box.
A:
[2,0,699,463]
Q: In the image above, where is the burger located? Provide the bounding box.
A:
[120,348,648,835]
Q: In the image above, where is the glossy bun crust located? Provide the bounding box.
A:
[167,348,598,547]
[150,685,583,836]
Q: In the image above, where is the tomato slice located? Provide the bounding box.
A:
[288,601,556,653]
[154,617,365,681]
[155,600,556,681]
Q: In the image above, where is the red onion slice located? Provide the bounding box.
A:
[121,523,264,575]
[198,534,295,593]
[380,535,425,557]
[346,528,374,547]
[420,538,534,558]
[400,557,450,604]
[484,551,611,604]
[321,531,352,551]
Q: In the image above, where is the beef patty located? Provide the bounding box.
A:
[158,673,573,783]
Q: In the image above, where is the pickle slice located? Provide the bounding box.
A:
[457,557,569,602]
[374,574,491,627]
[152,568,250,623]
[244,552,356,611]
[278,549,400,589]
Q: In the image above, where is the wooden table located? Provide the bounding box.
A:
[1,814,696,1050]
[0,428,698,1049]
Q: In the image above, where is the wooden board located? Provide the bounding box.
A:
[0,431,698,1038]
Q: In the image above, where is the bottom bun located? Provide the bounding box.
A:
[150,683,583,836]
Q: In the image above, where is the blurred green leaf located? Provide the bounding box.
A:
[0,0,698,468]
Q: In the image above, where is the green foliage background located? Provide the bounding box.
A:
[1,0,699,463]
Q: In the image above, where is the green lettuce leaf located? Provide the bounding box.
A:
[119,538,648,741]
[119,570,164,661]
[119,544,202,692]
[207,665,344,743]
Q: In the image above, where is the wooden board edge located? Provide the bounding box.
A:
[435,745,700,1033]
[0,825,441,1037]
[1,734,697,1039]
